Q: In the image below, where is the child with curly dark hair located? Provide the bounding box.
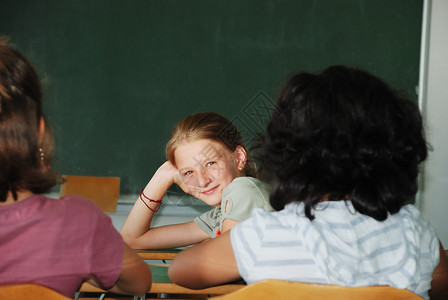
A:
[168,66,448,300]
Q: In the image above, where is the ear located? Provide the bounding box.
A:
[38,117,45,143]
[234,146,247,173]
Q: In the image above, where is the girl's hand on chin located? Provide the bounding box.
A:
[173,172,192,196]
[159,161,192,195]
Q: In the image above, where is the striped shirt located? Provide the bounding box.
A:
[230,201,439,299]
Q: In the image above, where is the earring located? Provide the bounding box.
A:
[39,147,45,161]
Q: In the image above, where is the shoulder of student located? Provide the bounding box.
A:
[225,177,269,196]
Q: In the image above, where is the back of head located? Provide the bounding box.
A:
[259,65,427,221]
[166,112,258,178]
[0,36,58,202]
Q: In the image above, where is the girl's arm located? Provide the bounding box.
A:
[106,243,153,295]
[120,162,208,249]
[87,243,152,295]
[168,230,241,289]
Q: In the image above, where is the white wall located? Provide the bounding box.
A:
[420,0,448,247]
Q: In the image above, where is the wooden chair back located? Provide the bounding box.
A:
[0,284,71,300]
[59,175,120,212]
[210,280,422,300]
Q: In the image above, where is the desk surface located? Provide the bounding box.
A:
[148,264,170,283]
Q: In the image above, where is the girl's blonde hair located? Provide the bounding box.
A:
[166,112,258,178]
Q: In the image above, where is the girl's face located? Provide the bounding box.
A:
[174,139,246,206]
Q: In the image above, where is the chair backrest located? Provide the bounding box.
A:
[210,280,422,300]
[0,284,71,300]
[59,175,120,213]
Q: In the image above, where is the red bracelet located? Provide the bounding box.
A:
[140,189,162,212]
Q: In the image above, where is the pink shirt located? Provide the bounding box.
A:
[0,194,124,297]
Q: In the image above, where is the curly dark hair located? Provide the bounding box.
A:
[257,66,428,221]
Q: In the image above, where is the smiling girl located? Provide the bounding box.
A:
[120,112,272,249]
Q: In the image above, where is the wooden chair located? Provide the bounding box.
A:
[210,280,422,300]
[59,175,120,212]
[0,284,71,300]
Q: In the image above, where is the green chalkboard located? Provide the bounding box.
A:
[0,0,423,194]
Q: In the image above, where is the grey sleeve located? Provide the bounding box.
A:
[193,206,222,238]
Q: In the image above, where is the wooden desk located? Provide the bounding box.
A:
[136,248,183,261]
[77,264,245,299]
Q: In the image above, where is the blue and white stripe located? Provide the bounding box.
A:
[230,201,439,299]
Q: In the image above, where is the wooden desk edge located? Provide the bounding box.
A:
[137,252,178,260]
[150,283,244,294]
[79,282,245,295]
